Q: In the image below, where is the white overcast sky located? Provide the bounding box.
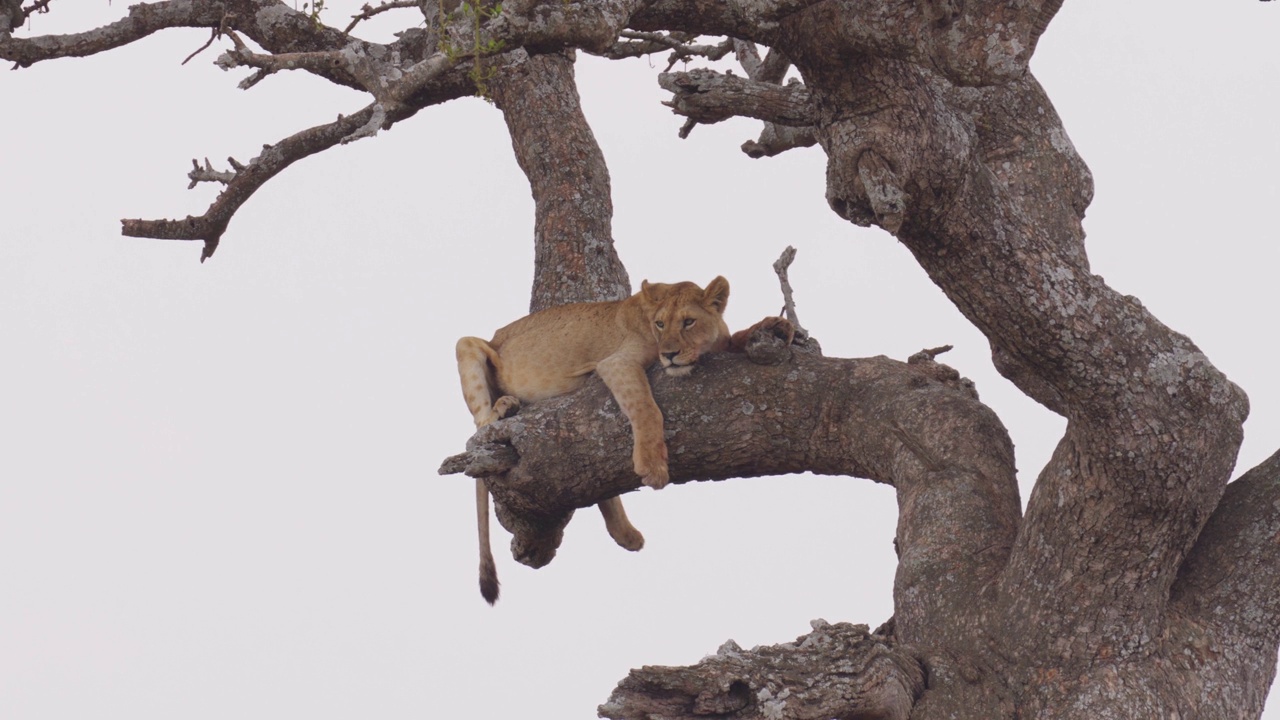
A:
[2,2,1278,718]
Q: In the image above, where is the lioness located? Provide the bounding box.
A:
[456,276,793,603]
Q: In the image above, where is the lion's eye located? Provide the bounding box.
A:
[655,320,665,330]
[683,318,696,328]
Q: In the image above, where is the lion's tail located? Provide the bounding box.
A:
[477,478,499,604]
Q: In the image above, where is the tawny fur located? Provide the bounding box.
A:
[456,277,793,604]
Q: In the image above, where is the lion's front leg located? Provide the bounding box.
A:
[595,353,669,489]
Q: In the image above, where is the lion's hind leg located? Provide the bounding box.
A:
[456,337,519,428]
[456,336,520,605]
[598,496,645,551]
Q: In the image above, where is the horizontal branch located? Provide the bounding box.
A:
[0,0,225,67]
[658,68,816,128]
[599,620,923,720]
[440,347,1020,638]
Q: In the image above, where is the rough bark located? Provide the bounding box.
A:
[489,50,631,311]
[7,1,1279,718]
[601,620,924,720]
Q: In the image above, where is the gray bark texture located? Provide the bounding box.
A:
[5,1,1278,718]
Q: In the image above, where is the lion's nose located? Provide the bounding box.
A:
[662,351,679,362]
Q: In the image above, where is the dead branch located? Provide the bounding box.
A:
[121,106,379,262]
[186,158,238,188]
[771,245,809,342]
[659,69,816,130]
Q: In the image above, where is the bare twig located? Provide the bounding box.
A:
[182,28,220,66]
[343,0,418,34]
[772,245,809,341]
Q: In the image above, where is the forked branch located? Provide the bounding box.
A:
[121,106,378,262]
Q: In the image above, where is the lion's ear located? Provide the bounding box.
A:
[640,280,660,302]
[704,276,730,314]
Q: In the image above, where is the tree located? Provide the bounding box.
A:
[3,2,1278,718]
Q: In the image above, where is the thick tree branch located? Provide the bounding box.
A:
[441,349,1020,624]
[599,620,924,720]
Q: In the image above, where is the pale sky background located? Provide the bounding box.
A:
[1,2,1277,718]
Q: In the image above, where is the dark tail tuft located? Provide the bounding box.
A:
[480,556,500,605]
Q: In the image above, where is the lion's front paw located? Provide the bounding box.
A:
[743,316,796,366]
[635,440,670,490]
[754,316,796,345]
[640,465,670,490]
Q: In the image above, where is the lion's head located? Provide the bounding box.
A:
[640,276,731,376]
